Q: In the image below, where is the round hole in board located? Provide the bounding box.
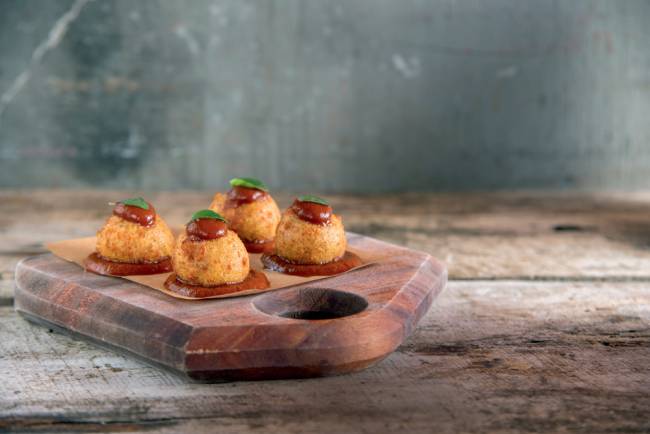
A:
[553,224,584,232]
[253,287,368,321]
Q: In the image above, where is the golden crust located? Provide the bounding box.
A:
[209,192,281,242]
[209,192,227,212]
[172,230,249,286]
[274,209,346,264]
[96,215,175,263]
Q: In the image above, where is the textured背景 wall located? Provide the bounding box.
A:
[0,0,649,193]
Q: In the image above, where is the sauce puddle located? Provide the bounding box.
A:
[164,270,270,298]
[261,251,362,277]
[84,252,172,276]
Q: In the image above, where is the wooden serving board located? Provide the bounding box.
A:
[14,234,446,381]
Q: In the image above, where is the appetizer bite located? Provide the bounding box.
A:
[261,195,362,276]
[209,177,281,253]
[85,197,174,276]
[164,210,269,298]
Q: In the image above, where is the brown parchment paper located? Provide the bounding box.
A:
[46,235,373,300]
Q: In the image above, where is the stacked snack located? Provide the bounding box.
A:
[210,177,281,253]
[85,197,174,276]
[262,195,361,276]
[165,210,269,297]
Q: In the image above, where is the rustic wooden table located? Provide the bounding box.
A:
[1,190,649,433]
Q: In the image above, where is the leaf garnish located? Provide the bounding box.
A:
[119,197,149,210]
[229,177,268,192]
[297,194,329,206]
[190,209,227,223]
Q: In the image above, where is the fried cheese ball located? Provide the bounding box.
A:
[96,215,174,263]
[275,209,346,264]
[172,230,249,286]
[209,192,281,242]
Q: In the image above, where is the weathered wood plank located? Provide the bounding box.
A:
[3,190,649,432]
[2,280,649,433]
[4,190,650,288]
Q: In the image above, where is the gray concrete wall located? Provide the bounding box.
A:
[0,0,649,192]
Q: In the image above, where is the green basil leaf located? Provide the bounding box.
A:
[120,197,149,210]
[297,194,329,206]
[190,209,227,223]
[229,177,268,192]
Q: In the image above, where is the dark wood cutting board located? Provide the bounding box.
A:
[14,234,447,381]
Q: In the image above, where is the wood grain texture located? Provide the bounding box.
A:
[2,280,649,433]
[14,234,446,381]
[2,190,650,432]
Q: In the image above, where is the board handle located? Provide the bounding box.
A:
[253,287,368,321]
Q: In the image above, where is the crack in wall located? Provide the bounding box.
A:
[0,0,93,120]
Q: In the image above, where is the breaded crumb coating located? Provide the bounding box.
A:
[172,230,249,286]
[274,209,346,264]
[210,193,281,242]
[96,215,174,263]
